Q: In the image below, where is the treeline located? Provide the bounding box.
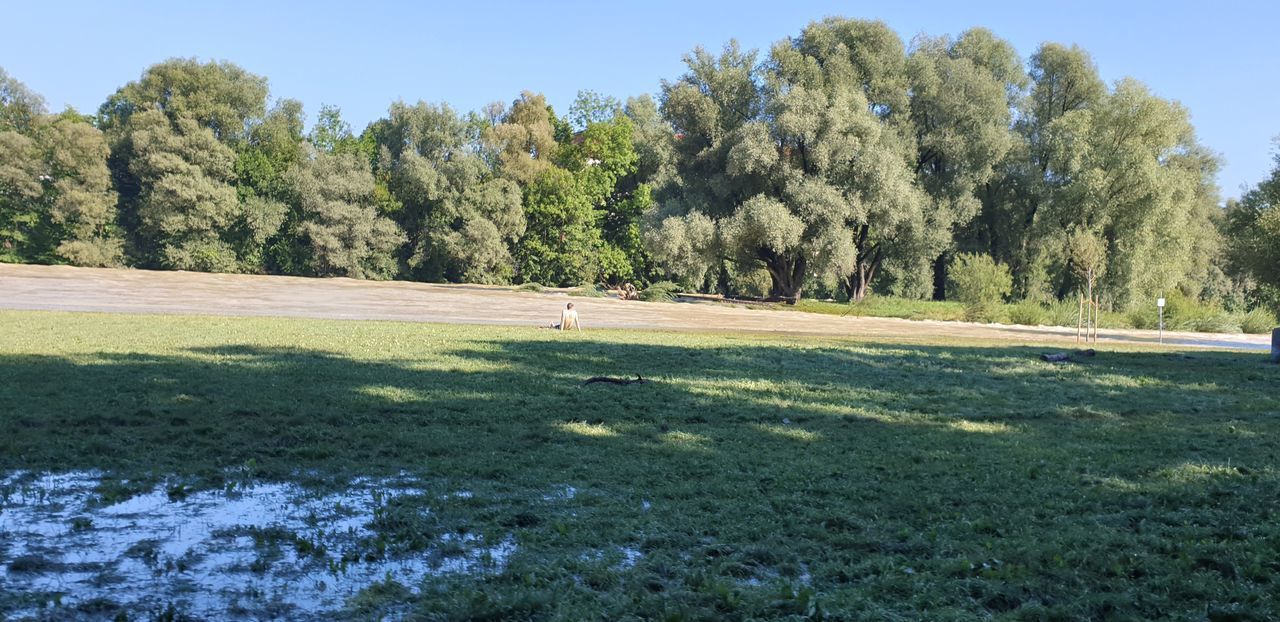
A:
[1,18,1277,315]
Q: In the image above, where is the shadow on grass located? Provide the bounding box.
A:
[1,333,1277,618]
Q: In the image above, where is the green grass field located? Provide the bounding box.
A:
[1,310,1278,620]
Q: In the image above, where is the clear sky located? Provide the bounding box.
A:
[3,0,1275,199]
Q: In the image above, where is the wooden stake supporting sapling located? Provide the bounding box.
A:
[1067,230,1107,345]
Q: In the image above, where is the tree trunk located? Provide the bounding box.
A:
[844,249,881,303]
[762,251,805,303]
[931,252,950,301]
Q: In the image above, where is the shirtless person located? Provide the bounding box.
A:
[553,302,582,331]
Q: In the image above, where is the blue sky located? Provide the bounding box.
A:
[4,0,1276,199]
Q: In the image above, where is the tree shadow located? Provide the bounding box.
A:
[1,333,1276,618]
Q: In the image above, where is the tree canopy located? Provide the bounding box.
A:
[0,19,1270,315]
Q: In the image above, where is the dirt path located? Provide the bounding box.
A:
[0,264,1269,351]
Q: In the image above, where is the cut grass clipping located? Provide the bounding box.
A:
[0,310,1277,620]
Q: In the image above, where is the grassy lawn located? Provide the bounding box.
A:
[1,310,1278,620]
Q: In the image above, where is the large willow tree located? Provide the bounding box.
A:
[650,19,1019,301]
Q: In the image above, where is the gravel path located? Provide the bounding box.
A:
[0,264,1269,351]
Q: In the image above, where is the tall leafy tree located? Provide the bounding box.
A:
[908,29,1022,298]
[1,69,121,265]
[1036,79,1218,305]
[652,27,933,301]
[1224,145,1280,308]
[380,101,524,283]
[964,43,1106,298]
[98,58,268,142]
[100,59,277,270]
[484,91,557,185]
[38,112,124,266]
[121,109,245,271]
[282,149,404,279]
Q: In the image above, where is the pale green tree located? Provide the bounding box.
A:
[484,91,557,185]
[908,29,1022,298]
[1038,79,1219,305]
[123,109,245,271]
[0,67,46,133]
[963,43,1106,298]
[652,28,936,301]
[40,114,123,266]
[0,69,121,265]
[100,59,278,269]
[380,101,524,283]
[283,149,404,279]
[98,58,268,143]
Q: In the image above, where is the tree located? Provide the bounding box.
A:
[309,104,360,156]
[98,58,268,143]
[236,99,304,272]
[484,91,557,185]
[1224,145,1280,309]
[908,29,1022,299]
[379,101,524,283]
[947,252,1012,320]
[569,90,621,131]
[0,67,46,134]
[963,43,1106,298]
[283,149,403,279]
[1,69,121,265]
[122,109,246,271]
[1036,79,1218,306]
[652,27,933,301]
[39,113,123,266]
[100,59,277,270]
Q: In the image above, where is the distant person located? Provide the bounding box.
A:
[553,302,582,331]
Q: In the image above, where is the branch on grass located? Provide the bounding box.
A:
[1040,349,1097,363]
[582,375,647,386]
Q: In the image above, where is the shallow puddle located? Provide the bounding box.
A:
[0,471,515,620]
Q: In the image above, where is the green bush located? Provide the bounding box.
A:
[639,281,682,302]
[1239,308,1276,334]
[947,253,1012,322]
[568,284,607,298]
[1126,307,1159,330]
[1006,302,1048,326]
[1162,293,1241,334]
[516,282,544,292]
[727,268,771,298]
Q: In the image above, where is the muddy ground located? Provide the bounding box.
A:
[0,264,1268,351]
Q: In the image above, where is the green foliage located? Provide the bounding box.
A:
[567,284,607,298]
[1240,308,1276,335]
[0,70,122,266]
[638,280,681,302]
[1159,292,1242,334]
[1006,301,1049,326]
[0,29,1251,315]
[381,101,524,284]
[1224,147,1280,297]
[484,91,557,185]
[947,253,1012,321]
[122,110,247,270]
[98,58,268,143]
[283,150,404,279]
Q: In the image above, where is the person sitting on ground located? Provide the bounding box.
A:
[552,302,582,331]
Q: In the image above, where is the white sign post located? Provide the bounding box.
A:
[1157,297,1165,345]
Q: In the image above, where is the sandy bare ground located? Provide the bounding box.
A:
[0,264,1270,351]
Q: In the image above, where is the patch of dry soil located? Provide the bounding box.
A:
[0,264,1268,351]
